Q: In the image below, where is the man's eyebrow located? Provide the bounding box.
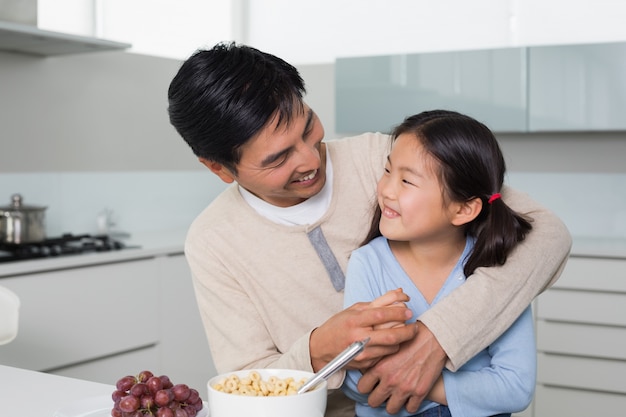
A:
[260,147,290,167]
[303,108,314,136]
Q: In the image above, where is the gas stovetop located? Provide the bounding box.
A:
[0,234,128,263]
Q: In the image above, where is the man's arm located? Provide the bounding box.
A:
[358,187,572,414]
[423,186,571,369]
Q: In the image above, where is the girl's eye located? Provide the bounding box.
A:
[402,179,415,186]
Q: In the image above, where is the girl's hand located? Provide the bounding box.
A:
[370,288,411,330]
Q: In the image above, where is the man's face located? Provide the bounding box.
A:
[207,104,327,208]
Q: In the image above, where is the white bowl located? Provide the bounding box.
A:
[207,369,327,417]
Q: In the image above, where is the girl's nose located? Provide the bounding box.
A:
[378,176,394,199]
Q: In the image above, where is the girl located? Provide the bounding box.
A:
[342,110,536,417]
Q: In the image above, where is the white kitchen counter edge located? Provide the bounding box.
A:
[2,232,626,278]
[0,365,115,416]
[0,229,187,278]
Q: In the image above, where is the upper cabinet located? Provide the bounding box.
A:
[336,42,626,134]
[0,21,131,56]
[528,42,626,132]
[336,48,527,134]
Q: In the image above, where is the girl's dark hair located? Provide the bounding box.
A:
[363,110,532,277]
[167,42,306,174]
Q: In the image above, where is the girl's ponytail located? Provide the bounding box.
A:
[463,193,532,277]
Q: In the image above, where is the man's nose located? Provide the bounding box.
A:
[294,141,319,168]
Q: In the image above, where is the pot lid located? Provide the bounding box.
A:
[0,194,47,212]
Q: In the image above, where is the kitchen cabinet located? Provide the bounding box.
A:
[0,20,131,56]
[0,258,160,380]
[336,41,626,134]
[528,42,626,132]
[0,248,216,391]
[157,254,217,392]
[336,47,527,134]
[533,256,626,416]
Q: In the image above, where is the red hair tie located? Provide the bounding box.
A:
[488,193,501,204]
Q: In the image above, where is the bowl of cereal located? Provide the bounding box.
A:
[207,369,327,417]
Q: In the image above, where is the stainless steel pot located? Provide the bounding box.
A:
[0,194,47,244]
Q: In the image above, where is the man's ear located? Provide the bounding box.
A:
[451,197,483,226]
[198,158,236,184]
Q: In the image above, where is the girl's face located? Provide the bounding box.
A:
[377,133,460,243]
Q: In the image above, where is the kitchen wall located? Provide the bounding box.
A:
[297,61,626,239]
[0,50,226,237]
[1,44,626,239]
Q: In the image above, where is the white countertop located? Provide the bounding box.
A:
[0,365,114,416]
[0,229,187,278]
[2,230,625,279]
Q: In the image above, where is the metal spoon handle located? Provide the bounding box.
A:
[297,337,370,394]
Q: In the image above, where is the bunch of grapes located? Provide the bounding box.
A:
[111,370,204,417]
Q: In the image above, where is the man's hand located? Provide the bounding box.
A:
[310,290,417,372]
[357,322,446,414]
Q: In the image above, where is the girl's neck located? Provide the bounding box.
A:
[389,235,466,304]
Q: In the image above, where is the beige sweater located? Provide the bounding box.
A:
[185,132,572,417]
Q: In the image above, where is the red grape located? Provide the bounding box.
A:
[141,394,155,409]
[155,389,174,407]
[116,375,136,391]
[130,382,148,397]
[111,371,203,417]
[138,370,154,382]
[156,407,175,417]
[174,408,189,417]
[187,389,200,404]
[147,376,164,393]
[160,375,173,389]
[111,389,126,402]
[172,384,191,402]
[118,395,140,413]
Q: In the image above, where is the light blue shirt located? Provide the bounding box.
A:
[342,236,536,417]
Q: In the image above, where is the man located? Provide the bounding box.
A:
[167,42,571,417]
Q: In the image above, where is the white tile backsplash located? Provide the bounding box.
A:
[2,171,624,240]
[507,172,626,238]
[0,171,228,238]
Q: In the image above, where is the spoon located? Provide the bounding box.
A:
[297,337,370,394]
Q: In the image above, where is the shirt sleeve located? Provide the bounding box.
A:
[420,186,572,370]
[443,306,536,416]
[341,249,379,402]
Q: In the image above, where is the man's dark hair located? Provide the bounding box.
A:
[167,42,306,173]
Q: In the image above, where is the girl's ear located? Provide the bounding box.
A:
[198,158,236,184]
[451,197,483,226]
